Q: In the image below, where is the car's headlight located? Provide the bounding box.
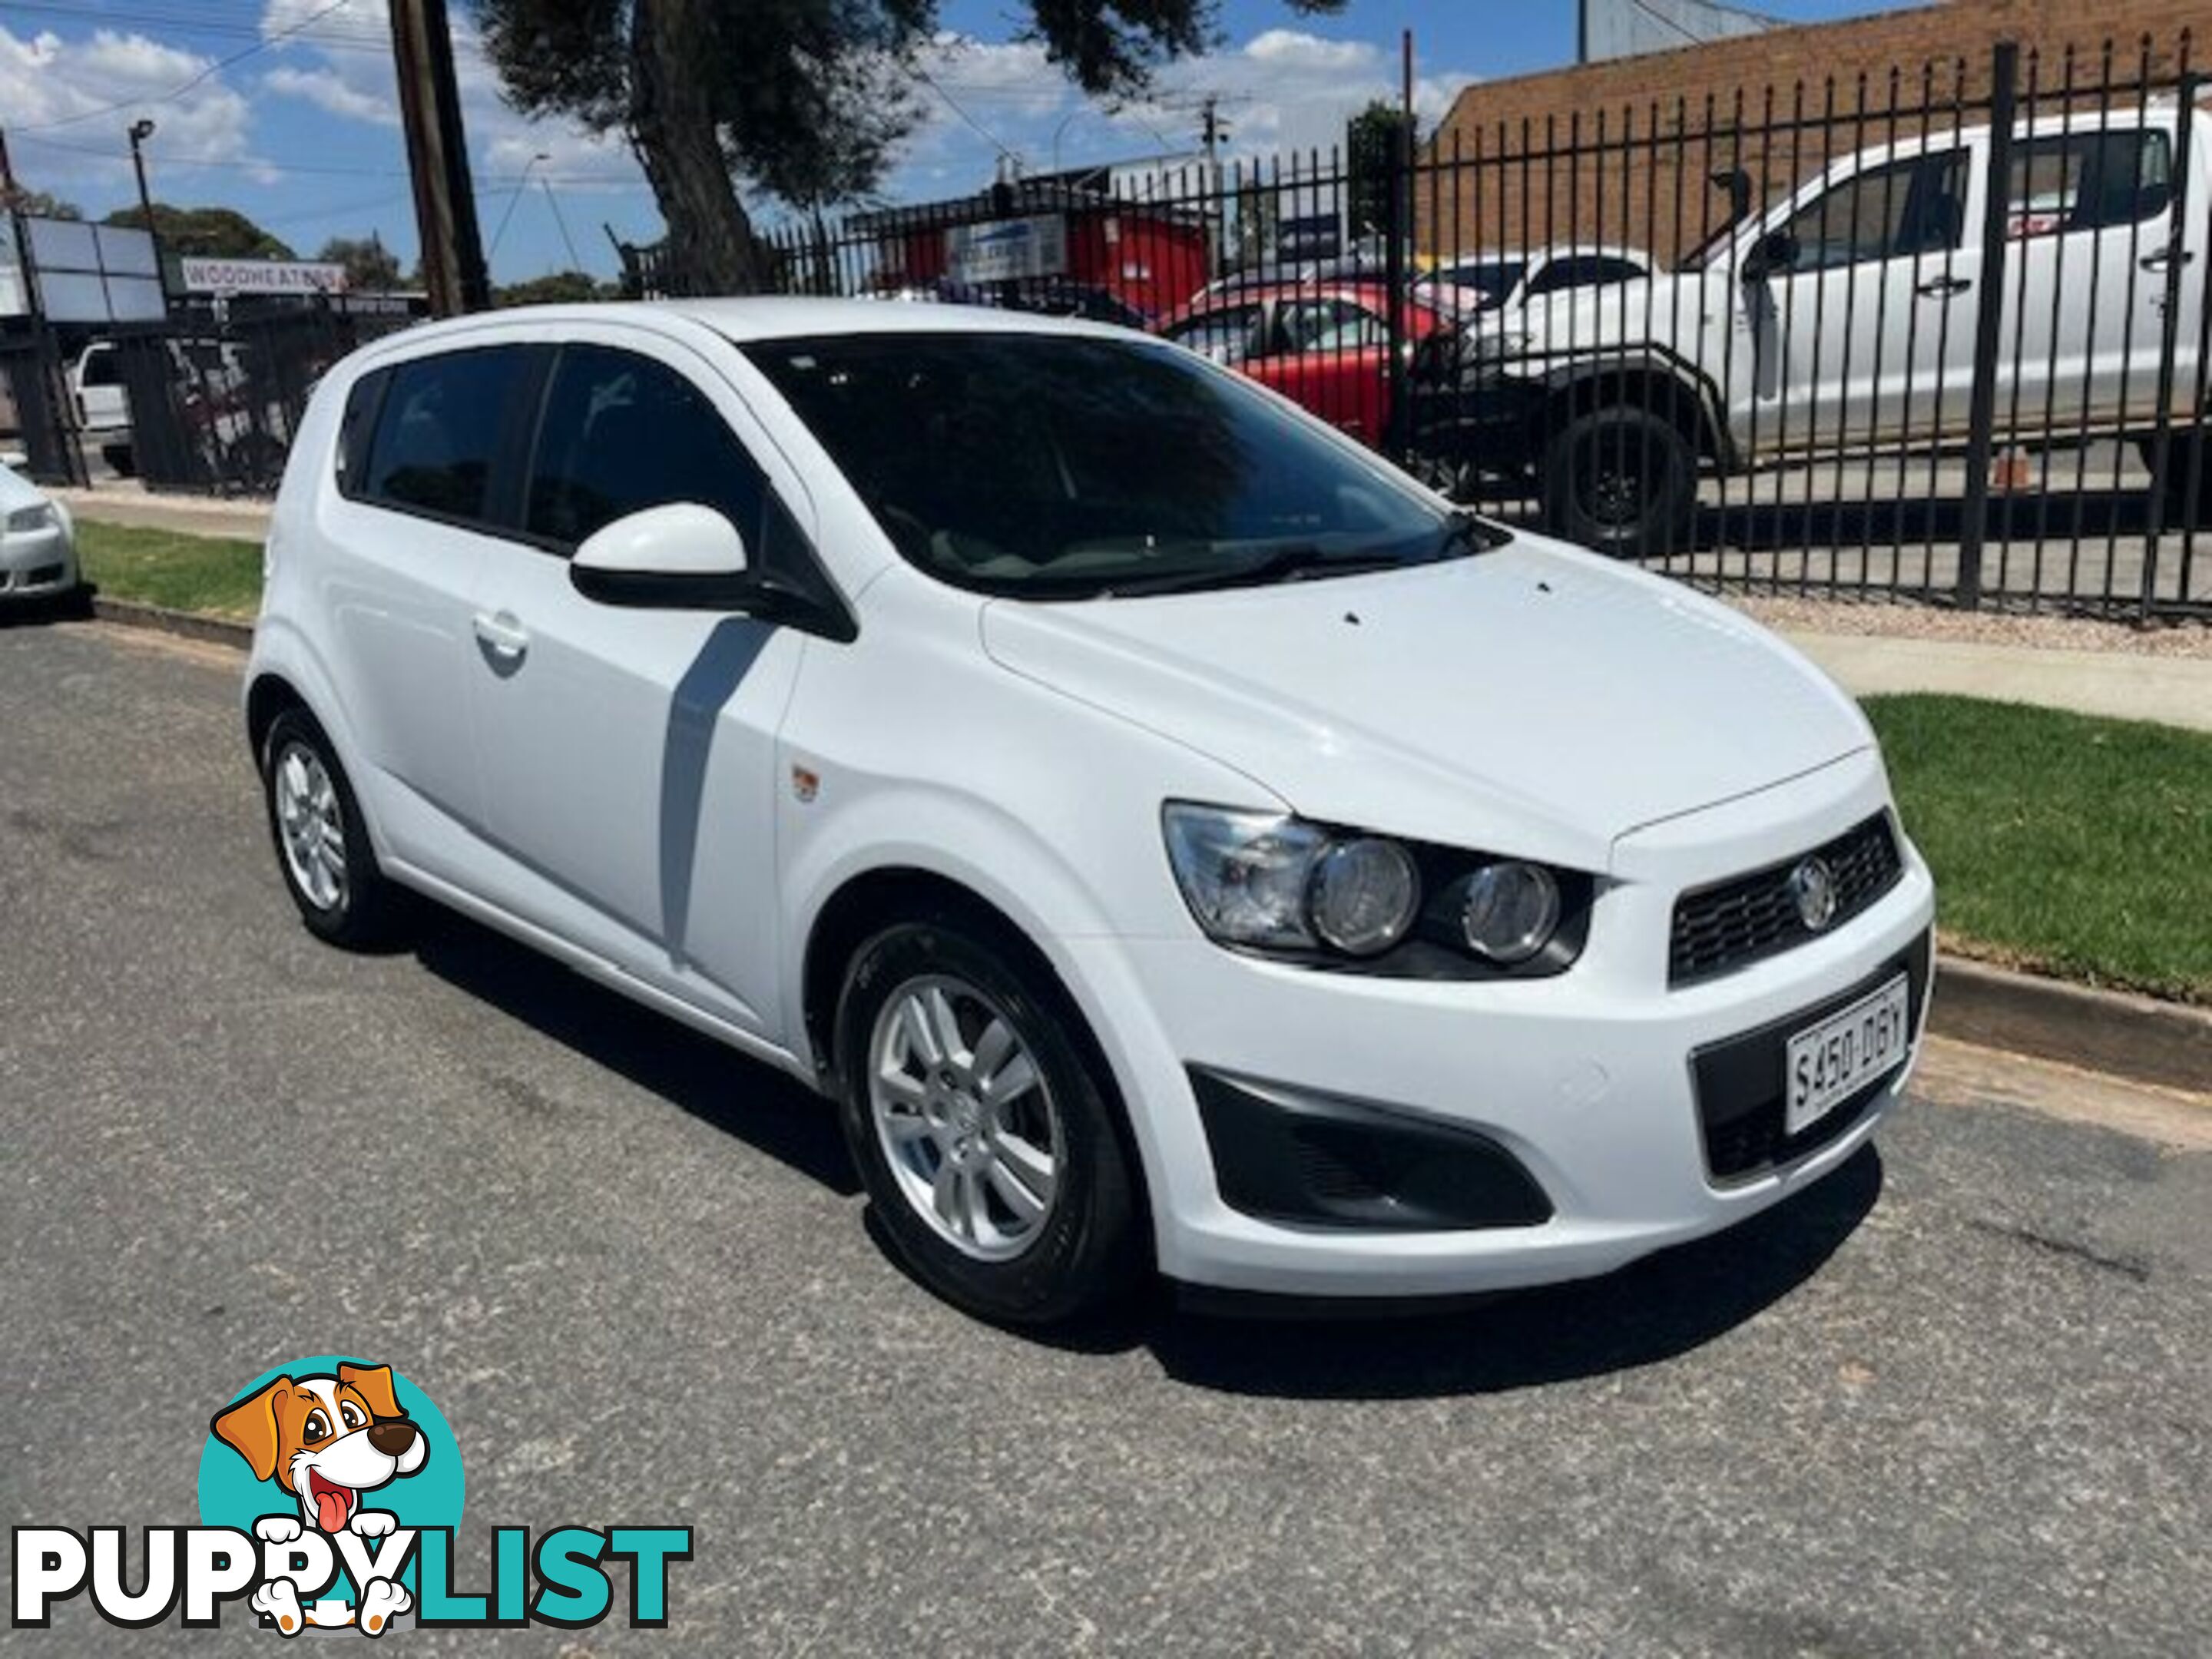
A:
[5,503,56,534]
[1470,329,1533,363]
[1161,806,1330,951]
[1162,803,1584,974]
[1460,860,1561,963]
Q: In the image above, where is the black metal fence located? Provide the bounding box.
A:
[0,300,415,497]
[9,31,2207,621]
[741,30,2211,621]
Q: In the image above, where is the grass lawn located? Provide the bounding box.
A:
[76,520,263,619]
[1866,694,2212,1005]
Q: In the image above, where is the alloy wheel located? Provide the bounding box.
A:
[273,741,348,914]
[866,973,1063,1261]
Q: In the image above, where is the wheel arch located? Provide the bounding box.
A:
[1536,353,1733,467]
[240,619,390,861]
[797,862,1158,1257]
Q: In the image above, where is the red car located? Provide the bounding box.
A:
[1157,283,1451,445]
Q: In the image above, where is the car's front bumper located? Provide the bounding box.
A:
[0,521,78,598]
[1065,748,1936,1298]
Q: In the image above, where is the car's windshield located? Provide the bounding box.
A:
[1426,260,1525,308]
[743,331,1498,600]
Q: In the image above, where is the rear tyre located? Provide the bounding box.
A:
[1542,405,1696,560]
[834,911,1145,1326]
[260,707,406,949]
[2137,431,2210,528]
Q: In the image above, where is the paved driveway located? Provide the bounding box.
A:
[2,619,2207,1655]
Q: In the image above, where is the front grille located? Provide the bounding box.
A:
[1669,812,1903,987]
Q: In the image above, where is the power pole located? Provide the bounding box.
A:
[1197,96,1227,274]
[389,0,489,316]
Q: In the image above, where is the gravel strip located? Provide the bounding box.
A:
[1724,592,2212,659]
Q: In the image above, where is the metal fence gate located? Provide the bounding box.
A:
[0,326,84,486]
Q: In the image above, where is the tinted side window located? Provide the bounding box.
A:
[525,345,767,550]
[1165,305,1264,365]
[2006,130,2171,237]
[1783,151,1966,270]
[336,369,386,498]
[1278,298,1386,353]
[363,347,531,524]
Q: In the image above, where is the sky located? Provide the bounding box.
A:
[0,1,1921,286]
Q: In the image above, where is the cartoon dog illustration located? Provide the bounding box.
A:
[210,1362,426,1637]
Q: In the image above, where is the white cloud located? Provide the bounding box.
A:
[263,65,398,127]
[0,24,260,194]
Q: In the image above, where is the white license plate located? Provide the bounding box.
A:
[1784,975,1911,1137]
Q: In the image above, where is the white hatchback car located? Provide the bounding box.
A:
[246,300,1934,1324]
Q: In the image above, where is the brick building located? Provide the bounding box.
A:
[1417,0,2204,262]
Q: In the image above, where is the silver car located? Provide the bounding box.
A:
[0,460,79,602]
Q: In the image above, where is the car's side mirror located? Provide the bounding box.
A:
[569,502,750,608]
[1743,230,1800,283]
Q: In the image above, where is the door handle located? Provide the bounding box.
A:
[472,611,529,661]
[2141,249,2196,272]
[1916,275,1972,298]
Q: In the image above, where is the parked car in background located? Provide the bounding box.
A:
[1416,245,1654,320]
[1157,282,1452,443]
[0,457,78,603]
[1429,101,2210,557]
[245,298,1934,1326]
[71,341,136,476]
[869,275,1153,329]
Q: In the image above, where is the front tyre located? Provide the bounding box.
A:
[835,915,1144,1326]
[1542,404,1696,559]
[260,707,405,949]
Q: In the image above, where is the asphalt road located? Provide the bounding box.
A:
[3,618,2208,1657]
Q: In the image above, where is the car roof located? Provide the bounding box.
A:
[369,296,1133,353]
[1430,244,1649,271]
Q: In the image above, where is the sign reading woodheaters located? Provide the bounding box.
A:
[181,259,348,296]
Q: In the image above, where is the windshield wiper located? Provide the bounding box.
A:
[1100,544,1414,598]
[1435,510,1511,559]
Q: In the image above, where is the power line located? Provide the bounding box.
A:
[14,0,363,131]
[0,0,472,55]
[8,127,614,187]
[912,65,1018,163]
[540,174,581,270]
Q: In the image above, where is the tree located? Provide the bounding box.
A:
[474,0,1342,296]
[102,204,294,260]
[318,235,403,290]
[494,270,611,306]
[9,188,82,220]
[1346,100,1414,242]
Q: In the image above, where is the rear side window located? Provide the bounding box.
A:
[361,347,532,525]
[2005,130,2172,237]
[336,369,386,497]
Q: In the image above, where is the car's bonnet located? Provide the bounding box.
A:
[980,535,1871,865]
